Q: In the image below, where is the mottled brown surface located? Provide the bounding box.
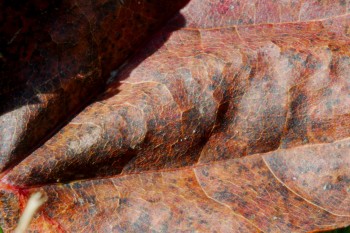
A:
[0,0,350,232]
[0,0,188,171]
[264,139,350,216]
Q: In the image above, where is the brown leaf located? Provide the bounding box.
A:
[1,0,350,232]
[1,140,349,232]
[0,0,188,171]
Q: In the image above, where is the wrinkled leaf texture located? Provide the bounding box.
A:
[1,0,350,232]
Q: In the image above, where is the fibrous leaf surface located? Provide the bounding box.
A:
[1,0,350,232]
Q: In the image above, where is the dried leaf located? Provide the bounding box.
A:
[0,0,188,171]
[1,0,350,232]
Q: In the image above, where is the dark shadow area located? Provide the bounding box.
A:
[0,0,189,173]
[57,148,140,184]
[0,1,189,115]
[96,14,187,101]
[323,226,350,233]
[22,14,188,186]
[0,0,65,115]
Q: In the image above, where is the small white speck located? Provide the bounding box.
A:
[230,5,235,10]
[193,130,196,133]
[292,177,297,180]
[78,198,84,205]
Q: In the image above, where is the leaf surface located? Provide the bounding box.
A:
[1,0,350,232]
[0,0,188,171]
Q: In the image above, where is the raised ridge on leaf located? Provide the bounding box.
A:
[3,12,350,187]
[0,0,189,172]
[0,0,350,232]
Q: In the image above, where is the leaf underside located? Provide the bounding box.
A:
[1,0,350,232]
